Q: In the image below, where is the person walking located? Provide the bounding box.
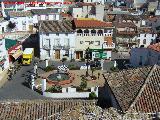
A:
[98,72,100,79]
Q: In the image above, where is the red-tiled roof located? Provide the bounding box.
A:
[148,42,160,52]
[74,18,113,28]
[129,65,160,113]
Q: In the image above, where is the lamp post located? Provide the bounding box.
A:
[101,42,105,71]
[86,47,90,77]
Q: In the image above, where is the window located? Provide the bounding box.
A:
[148,51,151,56]
[64,50,69,57]
[80,41,83,44]
[54,38,60,46]
[64,38,70,46]
[65,33,68,36]
[151,39,154,44]
[144,34,146,37]
[138,34,140,37]
[85,41,90,45]
[22,25,26,30]
[158,55,160,60]
[143,39,146,44]
[38,15,41,20]
[95,41,100,46]
[46,33,49,36]
[45,15,49,20]
[90,41,94,44]
[139,56,142,65]
[56,33,59,36]
[152,34,154,37]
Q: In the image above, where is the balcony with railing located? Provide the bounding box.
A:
[53,45,70,50]
[42,45,51,50]
[102,42,115,49]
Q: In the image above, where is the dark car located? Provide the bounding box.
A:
[90,61,101,68]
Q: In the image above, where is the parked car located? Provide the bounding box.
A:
[90,61,101,68]
[124,64,133,69]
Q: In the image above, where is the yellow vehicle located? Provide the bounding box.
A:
[22,48,34,65]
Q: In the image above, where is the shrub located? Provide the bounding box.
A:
[61,58,67,62]
[70,58,75,62]
[80,78,87,90]
[44,66,54,72]
[80,58,85,62]
[68,64,80,70]
[110,66,119,72]
[8,21,16,29]
[45,85,62,93]
[89,92,97,99]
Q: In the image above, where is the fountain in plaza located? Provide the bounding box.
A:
[46,65,74,85]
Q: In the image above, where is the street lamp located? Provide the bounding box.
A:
[86,47,90,77]
[101,42,106,70]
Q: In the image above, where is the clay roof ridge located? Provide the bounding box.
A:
[128,64,158,112]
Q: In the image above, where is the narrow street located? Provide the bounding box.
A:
[0,62,46,100]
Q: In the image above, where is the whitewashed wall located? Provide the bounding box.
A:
[39,33,76,60]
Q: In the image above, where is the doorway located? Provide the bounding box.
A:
[55,50,60,59]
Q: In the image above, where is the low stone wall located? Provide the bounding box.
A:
[43,87,98,99]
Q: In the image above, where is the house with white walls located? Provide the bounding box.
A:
[0,35,9,73]
[137,27,157,48]
[73,18,115,60]
[39,20,75,60]
[31,9,61,24]
[8,11,34,32]
[130,42,160,67]
[0,18,9,34]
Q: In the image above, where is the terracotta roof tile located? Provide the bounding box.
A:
[104,66,153,112]
[129,65,160,113]
[74,18,113,28]
[114,22,137,28]
[39,20,74,33]
[9,11,32,17]
[148,42,160,52]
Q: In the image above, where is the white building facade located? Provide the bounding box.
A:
[0,36,9,73]
[8,11,34,32]
[137,28,157,48]
[39,20,76,60]
[130,43,160,67]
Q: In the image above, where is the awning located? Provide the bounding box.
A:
[11,50,23,60]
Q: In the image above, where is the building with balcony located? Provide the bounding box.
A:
[39,20,75,60]
[137,27,157,48]
[31,9,61,24]
[73,18,115,60]
[114,21,138,51]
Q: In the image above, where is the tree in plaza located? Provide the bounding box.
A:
[91,67,96,77]
[7,21,16,30]
[80,78,87,90]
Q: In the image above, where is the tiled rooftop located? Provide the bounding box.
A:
[113,21,137,28]
[129,65,160,113]
[138,27,155,34]
[74,18,113,28]
[0,99,96,120]
[31,9,59,15]
[148,42,160,52]
[8,11,32,17]
[39,20,74,33]
[104,66,154,112]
